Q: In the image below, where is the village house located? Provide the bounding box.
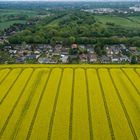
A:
[17,50,25,56]
[106,45,121,56]
[134,51,140,56]
[26,44,32,50]
[27,54,39,60]
[16,56,26,63]
[14,45,22,50]
[48,49,53,53]
[100,55,111,63]
[60,55,69,63]
[128,46,140,56]
[79,53,88,63]
[112,46,120,55]
[52,51,61,57]
[120,55,130,62]
[129,47,137,53]
[0,38,8,45]
[9,49,17,55]
[38,57,50,64]
[34,50,40,55]
[111,56,120,63]
[46,45,52,50]
[52,45,62,56]
[69,54,79,60]
[87,46,95,54]
[0,36,4,39]
[37,44,48,52]
[120,44,127,50]
[3,46,12,51]
[71,44,78,54]
[71,44,78,49]
[106,46,113,57]
[61,47,69,55]
[89,53,97,63]
[79,45,86,50]
[55,44,62,49]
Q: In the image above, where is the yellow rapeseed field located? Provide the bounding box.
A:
[0,64,140,140]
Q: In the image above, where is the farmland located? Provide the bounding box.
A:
[0,9,40,31]
[94,15,140,28]
[0,65,140,140]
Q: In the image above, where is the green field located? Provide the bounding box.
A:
[0,9,38,17]
[0,20,26,30]
[127,16,140,24]
[0,9,39,31]
[46,14,140,29]
[1,9,140,32]
[95,15,140,28]
[47,14,69,27]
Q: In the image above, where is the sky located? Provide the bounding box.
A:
[0,0,140,2]
[0,0,140,1]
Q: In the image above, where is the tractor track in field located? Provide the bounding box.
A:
[85,69,94,140]
[0,68,23,105]
[69,69,75,140]
[47,69,63,140]
[108,69,138,140]
[0,69,34,139]
[0,66,140,139]
[133,69,140,77]
[121,68,140,96]
[119,70,140,114]
[97,69,115,140]
[11,69,48,140]
[26,69,52,140]
[0,69,11,85]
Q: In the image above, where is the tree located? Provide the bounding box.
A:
[8,34,23,44]
[131,56,137,64]
[0,51,15,64]
[22,42,26,48]
[62,38,69,46]
[25,35,34,43]
[50,38,56,47]
[94,46,102,56]
[34,35,45,43]
[48,29,58,38]
[68,36,75,44]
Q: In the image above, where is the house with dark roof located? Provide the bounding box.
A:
[100,55,111,63]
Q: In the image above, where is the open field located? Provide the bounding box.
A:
[0,9,39,31]
[127,16,140,24]
[0,9,38,18]
[47,14,140,29]
[0,20,26,31]
[95,15,140,28]
[0,65,140,140]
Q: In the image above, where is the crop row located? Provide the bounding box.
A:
[0,67,140,140]
[0,68,34,139]
[0,68,23,104]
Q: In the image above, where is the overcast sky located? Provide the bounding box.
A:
[0,0,140,1]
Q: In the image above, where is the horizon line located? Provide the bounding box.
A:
[0,0,140,2]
